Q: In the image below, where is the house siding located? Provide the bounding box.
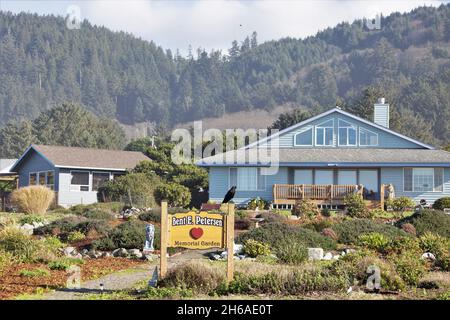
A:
[380,167,450,204]
[16,150,57,188]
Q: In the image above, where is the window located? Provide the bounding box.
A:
[404,168,443,192]
[359,128,378,146]
[70,171,90,192]
[46,171,54,190]
[229,167,265,191]
[338,120,357,146]
[294,127,313,146]
[92,172,110,191]
[315,120,334,146]
[29,172,37,185]
[38,172,46,186]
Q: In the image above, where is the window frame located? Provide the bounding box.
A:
[338,119,357,146]
[403,167,444,193]
[294,126,313,146]
[359,127,379,147]
[70,170,90,192]
[315,119,334,146]
[92,171,111,192]
[229,167,266,191]
[29,172,37,185]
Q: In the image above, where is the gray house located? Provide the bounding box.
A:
[10,145,149,207]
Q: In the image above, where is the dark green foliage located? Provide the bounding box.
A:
[236,222,336,250]
[138,209,161,223]
[34,216,87,235]
[333,219,408,244]
[432,197,450,211]
[274,239,308,265]
[396,209,450,237]
[154,183,191,208]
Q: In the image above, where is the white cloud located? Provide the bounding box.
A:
[2,0,448,55]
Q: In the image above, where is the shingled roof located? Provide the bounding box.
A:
[12,144,150,171]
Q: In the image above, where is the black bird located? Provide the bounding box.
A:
[222,186,236,204]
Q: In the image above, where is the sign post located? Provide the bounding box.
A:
[159,201,234,282]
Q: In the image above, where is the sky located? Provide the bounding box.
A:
[0,0,448,55]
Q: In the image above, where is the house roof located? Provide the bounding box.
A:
[11,144,150,172]
[198,148,450,167]
[244,107,435,150]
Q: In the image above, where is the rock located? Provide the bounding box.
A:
[101,252,112,258]
[234,243,244,254]
[143,254,158,261]
[220,251,228,258]
[20,224,34,235]
[128,249,143,259]
[63,247,77,256]
[333,255,340,260]
[237,254,247,260]
[421,252,436,261]
[112,248,128,257]
[308,248,324,261]
[210,254,222,261]
[81,249,89,255]
[72,253,83,259]
[322,252,333,260]
[88,250,102,259]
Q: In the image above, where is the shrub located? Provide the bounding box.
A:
[34,216,87,236]
[10,186,55,214]
[74,219,112,237]
[235,218,252,230]
[80,209,114,220]
[396,209,450,237]
[401,223,416,236]
[358,233,390,252]
[20,268,50,277]
[243,239,271,257]
[237,222,336,250]
[67,231,86,243]
[0,249,15,274]
[247,198,269,210]
[321,228,338,241]
[160,261,225,294]
[274,238,308,265]
[154,183,191,208]
[344,194,370,218]
[419,232,450,271]
[48,258,84,271]
[19,214,46,225]
[387,196,415,212]
[389,251,427,286]
[92,220,154,250]
[333,219,408,244]
[303,219,336,233]
[144,287,193,299]
[386,236,422,255]
[432,197,450,211]
[138,209,161,223]
[256,212,287,223]
[291,199,320,218]
[321,207,331,217]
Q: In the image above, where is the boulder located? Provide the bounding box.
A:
[421,252,436,261]
[308,248,324,261]
[20,223,34,235]
[234,243,244,254]
[101,252,112,258]
[143,254,158,261]
[128,249,143,259]
[72,253,83,259]
[88,250,102,259]
[63,247,77,256]
[113,248,128,258]
[322,252,333,260]
[209,253,222,260]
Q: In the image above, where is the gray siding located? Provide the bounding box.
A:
[16,150,57,188]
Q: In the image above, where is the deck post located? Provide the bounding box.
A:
[273,184,276,203]
[329,184,333,200]
[301,184,305,199]
[380,184,385,210]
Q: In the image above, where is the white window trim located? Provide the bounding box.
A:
[70,170,91,192]
[228,167,266,191]
[402,167,444,193]
[92,171,112,192]
[315,119,334,147]
[338,119,357,147]
[359,127,379,147]
[293,126,313,146]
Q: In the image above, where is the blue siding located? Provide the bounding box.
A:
[16,150,57,188]
[381,167,450,204]
[262,113,423,149]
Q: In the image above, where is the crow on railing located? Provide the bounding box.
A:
[222,186,236,204]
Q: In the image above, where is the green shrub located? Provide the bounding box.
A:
[291,199,320,218]
[302,219,336,232]
[20,268,50,277]
[81,209,114,220]
[0,227,40,263]
[234,210,247,219]
[235,218,252,230]
[401,223,416,236]
[396,209,450,237]
[333,219,408,244]
[344,194,370,218]
[386,236,422,255]
[243,239,271,257]
[144,287,193,299]
[247,198,269,210]
[389,251,427,286]
[10,186,55,214]
[19,214,46,225]
[387,196,415,212]
[138,209,161,223]
[358,233,391,253]
[432,197,450,211]
[48,258,84,271]
[0,249,15,274]
[237,222,336,250]
[154,183,191,208]
[34,216,87,236]
[67,231,86,243]
[419,232,450,271]
[256,212,288,223]
[74,219,112,236]
[274,238,308,265]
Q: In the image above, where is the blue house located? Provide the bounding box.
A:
[9,144,149,207]
[198,99,450,208]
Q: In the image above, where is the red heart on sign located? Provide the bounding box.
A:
[189,227,203,240]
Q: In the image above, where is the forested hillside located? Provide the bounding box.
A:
[0,4,449,145]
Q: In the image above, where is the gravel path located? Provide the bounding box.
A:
[42,249,213,300]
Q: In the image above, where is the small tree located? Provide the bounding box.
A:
[154,183,191,208]
[10,186,54,214]
[344,193,370,218]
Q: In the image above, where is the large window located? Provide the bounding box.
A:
[230,167,265,191]
[29,172,37,185]
[70,171,90,192]
[315,120,334,146]
[29,171,54,189]
[294,127,313,146]
[404,168,443,192]
[359,128,378,146]
[92,172,110,191]
[338,120,357,146]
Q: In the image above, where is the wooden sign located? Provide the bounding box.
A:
[159,202,234,283]
[168,211,225,249]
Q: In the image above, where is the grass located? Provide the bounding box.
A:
[19,268,50,277]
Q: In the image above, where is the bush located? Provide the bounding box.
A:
[243,239,271,257]
[396,209,450,237]
[256,212,287,223]
[274,238,308,265]
[20,268,50,277]
[19,214,46,225]
[235,218,252,230]
[48,258,84,271]
[344,194,370,218]
[10,186,55,214]
[401,223,416,236]
[432,197,450,211]
[247,198,269,210]
[74,219,112,237]
[357,233,390,253]
[389,251,427,286]
[333,219,408,244]
[67,231,86,243]
[138,209,161,223]
[80,209,114,220]
[237,222,336,250]
[144,287,193,299]
[387,196,415,212]
[160,261,225,294]
[419,232,450,271]
[92,220,153,250]
[154,183,191,208]
[321,228,338,241]
[291,199,320,218]
[0,249,15,275]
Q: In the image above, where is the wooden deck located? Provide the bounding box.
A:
[272,184,363,205]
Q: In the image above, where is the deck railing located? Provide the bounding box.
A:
[273,184,362,202]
